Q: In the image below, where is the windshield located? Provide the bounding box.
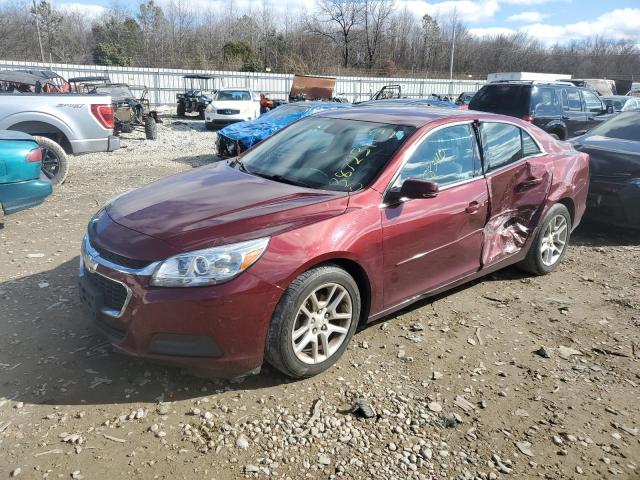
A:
[587,112,640,142]
[603,98,626,110]
[236,117,414,192]
[215,90,252,101]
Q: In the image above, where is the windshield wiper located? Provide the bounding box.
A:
[252,171,313,189]
[228,158,250,173]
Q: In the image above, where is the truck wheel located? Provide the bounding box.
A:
[144,117,158,140]
[34,136,69,186]
[265,264,361,378]
[177,103,185,117]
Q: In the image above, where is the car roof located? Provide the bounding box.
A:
[316,105,477,127]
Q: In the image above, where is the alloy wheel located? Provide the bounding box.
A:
[290,283,353,365]
[539,214,568,267]
[40,147,60,180]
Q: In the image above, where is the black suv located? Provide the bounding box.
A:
[469,82,614,139]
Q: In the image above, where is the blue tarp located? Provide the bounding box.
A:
[217,101,352,149]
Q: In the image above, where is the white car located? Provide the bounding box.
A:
[204,88,260,130]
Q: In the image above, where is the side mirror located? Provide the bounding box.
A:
[605,105,614,114]
[400,179,439,199]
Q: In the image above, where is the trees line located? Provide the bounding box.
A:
[1,0,638,80]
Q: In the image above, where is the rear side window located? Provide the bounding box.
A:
[531,87,560,115]
[469,84,531,116]
[480,123,523,170]
[562,88,582,111]
[522,130,541,156]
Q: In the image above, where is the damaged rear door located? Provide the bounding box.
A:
[477,121,552,266]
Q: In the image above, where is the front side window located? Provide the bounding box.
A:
[237,117,414,192]
[480,123,523,171]
[392,124,477,188]
[582,90,603,113]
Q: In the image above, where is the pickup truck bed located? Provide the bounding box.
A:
[0,93,119,155]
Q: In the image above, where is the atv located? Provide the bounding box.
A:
[68,76,161,140]
[177,74,217,119]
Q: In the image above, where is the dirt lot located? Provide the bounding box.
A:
[1,117,639,480]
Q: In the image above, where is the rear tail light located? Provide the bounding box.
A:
[91,104,115,130]
[26,147,42,163]
[522,114,535,122]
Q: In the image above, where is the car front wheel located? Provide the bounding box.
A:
[518,203,571,275]
[265,265,360,378]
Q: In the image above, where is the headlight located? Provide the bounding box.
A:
[205,104,214,113]
[150,237,269,287]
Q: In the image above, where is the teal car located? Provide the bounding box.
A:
[0,131,52,216]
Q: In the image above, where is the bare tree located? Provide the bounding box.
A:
[306,0,364,68]
[363,0,392,70]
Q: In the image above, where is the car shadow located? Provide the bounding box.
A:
[571,217,640,247]
[0,258,292,407]
[173,154,223,168]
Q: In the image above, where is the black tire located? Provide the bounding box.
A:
[205,121,214,131]
[144,117,158,140]
[177,102,186,117]
[198,108,205,120]
[34,136,69,186]
[265,264,361,378]
[518,203,572,276]
[549,133,560,140]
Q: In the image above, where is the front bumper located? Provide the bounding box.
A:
[215,135,247,158]
[78,236,282,377]
[587,176,640,227]
[0,176,52,215]
[205,112,253,127]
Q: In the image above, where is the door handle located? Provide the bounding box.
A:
[561,115,570,120]
[465,201,480,213]
[516,177,543,192]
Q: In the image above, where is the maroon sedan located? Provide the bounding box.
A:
[79,107,589,378]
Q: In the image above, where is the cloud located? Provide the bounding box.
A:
[470,7,640,44]
[56,2,106,18]
[397,0,500,23]
[507,10,548,23]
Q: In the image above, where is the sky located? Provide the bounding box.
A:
[48,0,640,46]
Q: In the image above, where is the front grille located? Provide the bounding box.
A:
[217,109,240,115]
[85,269,128,312]
[88,237,151,270]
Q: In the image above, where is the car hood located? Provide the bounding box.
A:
[106,162,349,254]
[210,100,255,110]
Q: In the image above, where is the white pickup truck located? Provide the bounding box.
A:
[0,93,120,184]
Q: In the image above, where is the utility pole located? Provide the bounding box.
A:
[33,0,46,64]
[448,13,456,98]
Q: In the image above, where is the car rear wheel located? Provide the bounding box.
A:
[177,102,185,117]
[265,265,360,378]
[34,136,69,186]
[518,203,571,275]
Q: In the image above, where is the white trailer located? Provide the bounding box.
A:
[487,72,572,83]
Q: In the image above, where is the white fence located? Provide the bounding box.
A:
[0,60,486,105]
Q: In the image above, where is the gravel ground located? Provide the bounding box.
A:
[1,116,639,480]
